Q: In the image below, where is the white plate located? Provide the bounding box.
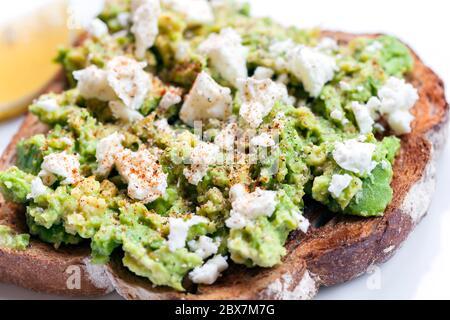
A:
[1,0,449,300]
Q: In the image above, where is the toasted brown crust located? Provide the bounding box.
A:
[0,32,448,299]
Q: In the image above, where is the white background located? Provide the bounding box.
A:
[0,0,449,300]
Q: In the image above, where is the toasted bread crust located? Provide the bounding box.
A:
[0,32,448,299]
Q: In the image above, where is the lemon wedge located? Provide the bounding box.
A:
[0,0,70,121]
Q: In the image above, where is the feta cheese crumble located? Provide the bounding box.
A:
[287,46,337,97]
[39,152,80,186]
[180,71,233,126]
[189,255,229,285]
[95,133,125,176]
[162,0,214,25]
[214,123,238,151]
[328,174,353,198]
[253,67,275,80]
[250,132,276,148]
[27,177,48,200]
[376,77,419,135]
[158,91,182,111]
[238,77,292,128]
[351,101,375,134]
[167,215,209,252]
[131,0,161,59]
[198,28,248,87]
[225,184,278,229]
[183,142,220,185]
[73,65,117,102]
[87,18,108,38]
[333,139,377,176]
[188,236,220,259]
[109,101,144,122]
[34,98,59,112]
[115,147,167,204]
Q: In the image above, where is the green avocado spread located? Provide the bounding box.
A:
[0,0,418,291]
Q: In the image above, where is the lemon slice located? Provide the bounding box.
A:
[0,0,70,121]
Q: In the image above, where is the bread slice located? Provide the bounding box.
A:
[0,31,448,299]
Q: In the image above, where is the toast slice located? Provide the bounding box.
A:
[0,31,448,299]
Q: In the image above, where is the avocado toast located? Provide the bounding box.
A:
[0,0,448,299]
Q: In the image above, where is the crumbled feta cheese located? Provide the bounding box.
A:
[162,0,214,25]
[175,41,190,61]
[377,77,419,135]
[366,41,383,53]
[158,91,182,111]
[131,0,161,59]
[95,133,124,176]
[39,152,80,185]
[73,66,116,101]
[154,118,175,136]
[27,177,48,200]
[293,211,310,233]
[167,215,209,252]
[287,46,337,97]
[188,236,220,259]
[189,255,228,285]
[339,81,352,91]
[106,56,151,110]
[198,28,248,87]
[117,12,131,27]
[180,71,233,126]
[351,101,374,134]
[316,37,339,52]
[250,132,276,148]
[183,142,220,185]
[238,77,292,128]
[330,109,344,121]
[87,18,108,38]
[115,147,167,203]
[59,137,73,146]
[34,98,59,112]
[333,139,377,176]
[253,67,275,80]
[109,101,144,122]
[328,174,353,198]
[214,123,238,151]
[269,39,296,70]
[225,184,278,229]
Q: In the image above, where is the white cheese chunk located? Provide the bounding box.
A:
[34,98,59,112]
[316,37,339,52]
[180,71,233,126]
[198,28,248,87]
[293,211,310,233]
[95,133,124,176]
[332,139,377,176]
[377,77,419,135]
[117,12,131,27]
[225,184,278,229]
[330,109,344,121]
[158,91,182,111]
[253,67,275,80]
[287,46,336,97]
[115,147,167,203]
[162,0,214,24]
[250,132,276,148]
[183,142,220,185]
[26,177,48,200]
[351,101,374,134]
[238,77,292,128]
[87,18,108,38]
[131,0,161,59]
[328,174,353,198]
[189,255,228,285]
[154,118,175,136]
[109,101,144,123]
[188,236,220,259]
[167,215,209,252]
[39,152,80,186]
[366,41,383,53]
[106,56,151,110]
[73,65,117,101]
[214,123,238,151]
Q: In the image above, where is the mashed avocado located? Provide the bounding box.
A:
[0,225,30,251]
[0,0,416,291]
